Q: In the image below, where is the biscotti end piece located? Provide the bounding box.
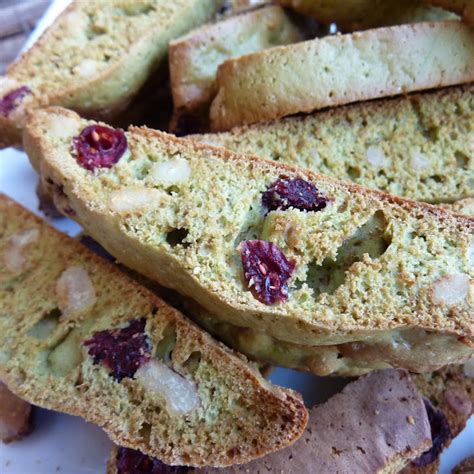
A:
[169,5,302,131]
[0,194,308,467]
[0,381,33,443]
[0,0,219,149]
[194,85,474,204]
[108,369,432,474]
[25,107,474,374]
[277,0,457,31]
[209,20,474,131]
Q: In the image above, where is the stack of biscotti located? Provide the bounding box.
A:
[208,20,474,131]
[24,108,474,377]
[168,5,303,135]
[107,365,474,473]
[0,194,307,467]
[193,85,474,205]
[0,0,221,149]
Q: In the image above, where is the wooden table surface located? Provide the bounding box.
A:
[0,0,50,74]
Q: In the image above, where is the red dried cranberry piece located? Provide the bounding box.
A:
[240,240,295,305]
[84,319,150,381]
[0,86,31,117]
[116,447,189,474]
[262,177,327,213]
[73,125,127,171]
[411,398,451,467]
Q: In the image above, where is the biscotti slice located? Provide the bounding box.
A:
[427,0,474,25]
[25,107,474,374]
[277,0,457,31]
[195,85,474,204]
[108,369,432,474]
[169,5,302,135]
[403,364,474,473]
[209,20,474,131]
[0,0,220,149]
[0,382,33,443]
[0,194,307,467]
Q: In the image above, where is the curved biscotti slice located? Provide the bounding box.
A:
[169,5,302,134]
[277,0,457,31]
[0,0,218,149]
[427,0,474,25]
[108,369,432,474]
[209,20,474,131]
[25,108,474,368]
[0,194,307,467]
[195,85,474,204]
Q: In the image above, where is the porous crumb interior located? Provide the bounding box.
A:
[30,109,473,353]
[0,195,306,467]
[195,85,474,204]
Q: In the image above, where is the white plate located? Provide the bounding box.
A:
[0,3,473,473]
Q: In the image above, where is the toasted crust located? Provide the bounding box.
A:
[0,193,307,467]
[0,382,33,443]
[209,21,474,131]
[194,84,474,204]
[24,108,473,374]
[0,0,218,149]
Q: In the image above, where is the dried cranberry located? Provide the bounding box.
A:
[116,447,190,474]
[73,125,127,171]
[0,86,31,117]
[240,240,295,305]
[84,319,150,381]
[411,398,451,467]
[262,177,327,213]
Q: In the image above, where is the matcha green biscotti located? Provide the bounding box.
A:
[169,5,302,135]
[108,364,474,473]
[25,108,474,375]
[0,0,220,149]
[195,85,474,204]
[0,194,307,467]
[209,20,474,131]
[109,369,433,474]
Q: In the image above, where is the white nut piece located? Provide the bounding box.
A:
[109,188,164,213]
[4,228,39,274]
[366,145,389,168]
[75,59,98,77]
[431,273,470,305]
[0,77,20,96]
[410,151,429,172]
[135,359,199,415]
[56,266,96,317]
[150,158,191,185]
[463,358,474,378]
[48,114,79,139]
